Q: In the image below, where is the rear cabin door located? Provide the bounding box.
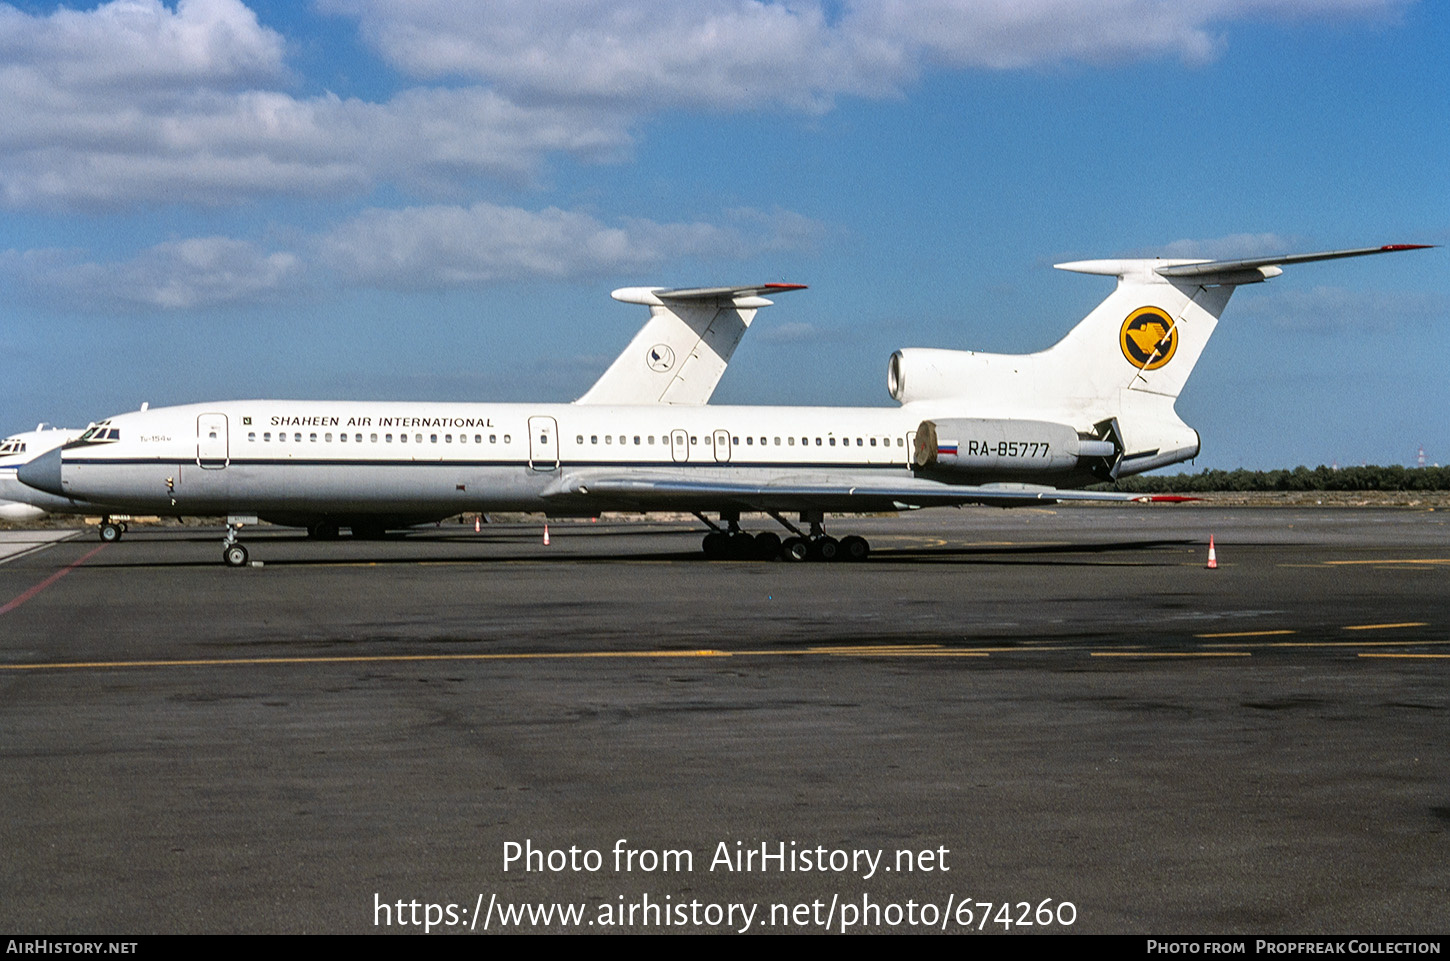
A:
[670,429,689,463]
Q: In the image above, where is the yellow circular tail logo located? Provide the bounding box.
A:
[1120,307,1177,370]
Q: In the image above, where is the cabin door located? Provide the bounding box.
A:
[197,413,229,469]
[528,416,559,471]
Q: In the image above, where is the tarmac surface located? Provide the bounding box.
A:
[0,506,1447,934]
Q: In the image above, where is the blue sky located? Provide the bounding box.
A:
[0,0,1444,470]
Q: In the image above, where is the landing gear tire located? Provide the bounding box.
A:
[840,535,870,562]
[753,532,782,560]
[781,536,810,562]
[702,531,728,559]
[809,536,840,562]
[99,522,123,543]
[726,532,757,559]
[223,544,249,567]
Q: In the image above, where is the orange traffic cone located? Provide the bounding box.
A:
[543,524,551,546]
[1206,535,1218,569]
[474,516,481,533]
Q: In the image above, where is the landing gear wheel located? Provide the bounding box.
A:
[726,532,756,559]
[753,532,782,560]
[702,531,728,559]
[307,522,340,540]
[809,536,840,562]
[781,536,809,562]
[99,522,122,543]
[223,544,249,567]
[840,535,870,562]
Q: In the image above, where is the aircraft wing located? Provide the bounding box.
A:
[540,469,1169,513]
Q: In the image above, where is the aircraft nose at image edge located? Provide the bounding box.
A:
[16,446,64,497]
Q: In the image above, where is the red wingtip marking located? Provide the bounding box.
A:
[1381,244,1435,251]
[1148,495,1200,503]
[763,283,808,290]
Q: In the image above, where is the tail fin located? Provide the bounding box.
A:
[575,283,806,406]
[1048,244,1432,409]
[892,244,1431,473]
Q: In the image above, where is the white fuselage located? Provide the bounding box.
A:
[34,397,1184,525]
[48,400,923,521]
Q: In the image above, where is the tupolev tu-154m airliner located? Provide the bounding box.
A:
[1,282,798,535]
[19,244,1431,566]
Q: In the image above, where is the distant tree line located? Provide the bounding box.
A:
[1098,465,1450,493]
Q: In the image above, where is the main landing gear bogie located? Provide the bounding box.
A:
[701,530,783,560]
[698,516,870,563]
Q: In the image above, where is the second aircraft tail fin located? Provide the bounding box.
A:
[575,283,806,406]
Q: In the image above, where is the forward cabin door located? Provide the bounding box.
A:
[197,413,229,469]
[528,416,559,471]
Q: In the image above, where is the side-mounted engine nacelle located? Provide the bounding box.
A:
[913,418,1119,477]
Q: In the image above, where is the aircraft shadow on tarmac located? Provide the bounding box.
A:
[68,527,1197,567]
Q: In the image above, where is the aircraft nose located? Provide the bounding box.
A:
[16,446,65,497]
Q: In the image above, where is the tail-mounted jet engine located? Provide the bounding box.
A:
[912,418,1121,480]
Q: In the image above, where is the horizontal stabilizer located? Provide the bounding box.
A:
[1056,244,1432,286]
[1154,244,1433,278]
[611,283,807,308]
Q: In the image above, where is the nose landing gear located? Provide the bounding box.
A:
[221,515,257,567]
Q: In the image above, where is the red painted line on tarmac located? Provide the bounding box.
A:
[0,544,107,616]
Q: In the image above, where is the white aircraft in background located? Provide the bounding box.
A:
[3,283,799,539]
[20,244,1430,566]
[0,425,83,523]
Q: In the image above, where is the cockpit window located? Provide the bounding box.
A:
[77,425,120,445]
[0,440,24,455]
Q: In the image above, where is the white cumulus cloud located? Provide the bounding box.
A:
[0,0,1414,208]
[4,237,300,310]
[323,0,1412,108]
[0,0,635,208]
[318,202,820,288]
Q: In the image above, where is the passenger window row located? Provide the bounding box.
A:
[571,434,906,448]
[244,432,512,444]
